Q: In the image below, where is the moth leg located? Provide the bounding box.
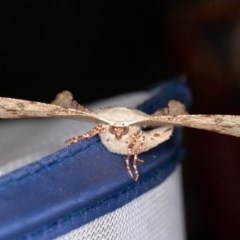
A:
[125,155,134,179]
[132,133,145,181]
[125,131,145,181]
[65,124,104,145]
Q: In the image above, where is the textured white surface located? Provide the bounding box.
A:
[57,166,185,240]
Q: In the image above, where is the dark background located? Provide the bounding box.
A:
[0,1,176,103]
[1,1,240,239]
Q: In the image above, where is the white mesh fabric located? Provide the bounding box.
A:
[57,166,185,240]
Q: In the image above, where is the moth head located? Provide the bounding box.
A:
[109,125,129,140]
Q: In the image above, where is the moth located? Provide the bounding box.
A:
[0,91,240,181]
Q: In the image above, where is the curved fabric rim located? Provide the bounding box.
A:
[0,79,191,239]
[57,165,186,240]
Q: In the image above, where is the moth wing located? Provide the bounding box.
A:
[0,96,101,122]
[151,100,188,116]
[137,114,240,138]
[133,100,240,137]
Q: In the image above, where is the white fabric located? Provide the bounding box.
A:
[57,166,185,240]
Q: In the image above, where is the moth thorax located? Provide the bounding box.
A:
[109,125,129,140]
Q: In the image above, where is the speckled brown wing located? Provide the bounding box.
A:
[0,96,99,122]
[131,100,240,137]
[138,114,240,138]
